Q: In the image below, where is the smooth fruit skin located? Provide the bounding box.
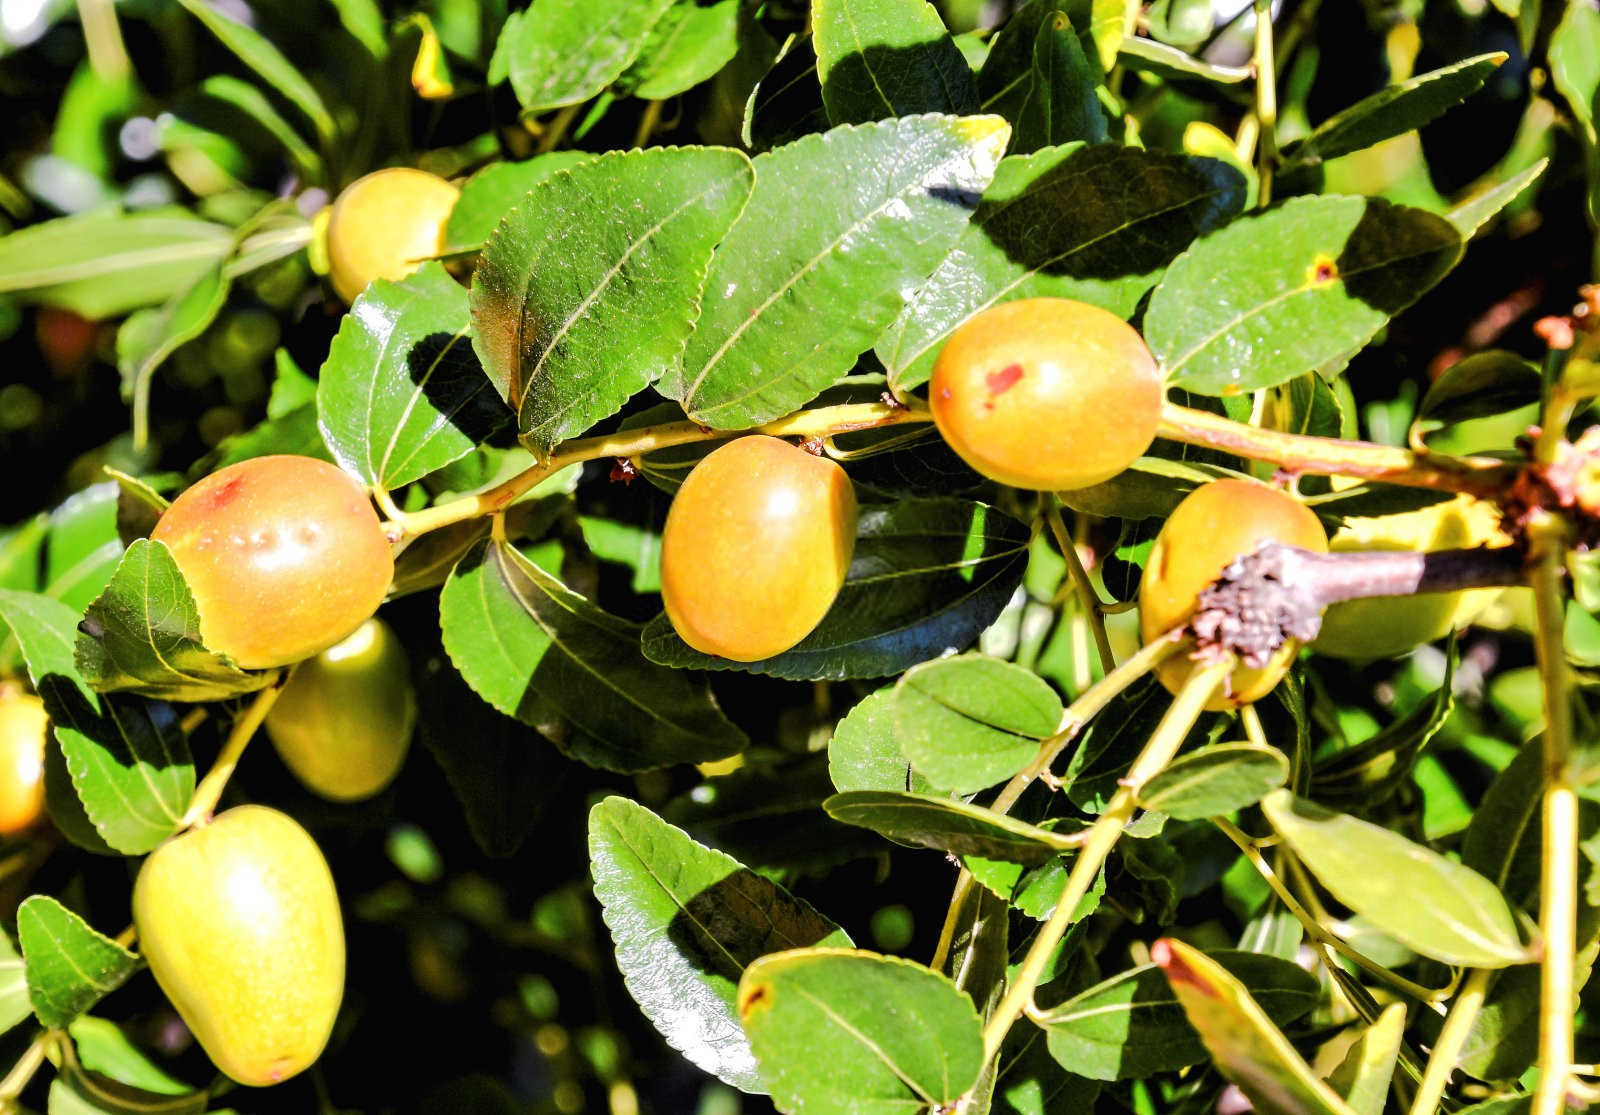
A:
[132,805,344,1086]
[660,436,857,662]
[326,168,459,304]
[929,298,1163,491]
[265,619,415,801]
[1314,494,1508,660]
[0,691,47,836]
[1140,479,1329,710]
[151,455,393,669]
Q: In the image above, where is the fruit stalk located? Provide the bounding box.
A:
[181,673,288,828]
[1157,402,1517,496]
[972,658,1231,1077]
[391,400,930,539]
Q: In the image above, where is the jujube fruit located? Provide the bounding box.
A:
[660,436,857,662]
[132,805,344,1086]
[151,455,393,670]
[265,618,415,801]
[1140,478,1329,710]
[325,168,459,304]
[929,298,1163,491]
[0,689,47,836]
[1313,493,1508,660]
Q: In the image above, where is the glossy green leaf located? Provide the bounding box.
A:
[1552,0,1600,147]
[1146,196,1462,396]
[319,263,509,489]
[623,0,740,100]
[1449,160,1548,238]
[1116,36,1251,86]
[0,209,231,319]
[17,897,138,1029]
[1039,949,1320,1080]
[823,791,1082,863]
[1138,743,1288,820]
[1153,938,1356,1115]
[199,75,321,181]
[74,540,269,702]
[116,264,230,449]
[68,1016,195,1097]
[828,686,932,794]
[576,516,661,594]
[1262,790,1529,968]
[738,948,983,1112]
[443,152,596,253]
[42,484,123,613]
[173,0,335,142]
[985,10,1106,153]
[1415,350,1542,435]
[471,147,754,452]
[664,114,1008,427]
[966,849,1103,921]
[0,930,30,1037]
[490,0,677,112]
[877,144,1245,390]
[440,538,746,772]
[812,0,977,125]
[894,654,1061,794]
[641,498,1029,680]
[1280,54,1506,172]
[589,797,850,1092]
[1324,1003,1404,1115]
[47,1067,206,1115]
[1462,742,1545,909]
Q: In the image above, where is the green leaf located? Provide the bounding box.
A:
[1261,790,1530,968]
[0,209,232,319]
[1449,159,1548,238]
[1309,647,1455,806]
[1324,1003,1405,1115]
[0,930,30,1038]
[1115,36,1252,86]
[68,1017,195,1097]
[1059,456,1234,522]
[1280,54,1506,172]
[828,686,932,794]
[1414,350,1542,435]
[812,0,977,125]
[823,791,1082,863]
[47,1070,205,1115]
[173,0,334,142]
[471,147,754,453]
[318,263,510,490]
[440,538,746,772]
[1061,675,1173,812]
[1152,938,1356,1115]
[43,484,123,613]
[1086,0,1131,71]
[116,264,230,449]
[199,75,322,182]
[1453,964,1540,1082]
[1138,743,1288,820]
[877,144,1245,391]
[894,654,1061,794]
[1038,948,1320,1081]
[490,0,677,112]
[17,897,138,1029]
[1552,0,1600,147]
[589,797,850,1092]
[641,497,1029,680]
[664,114,1008,428]
[576,516,661,594]
[74,540,269,702]
[966,850,1103,921]
[738,948,984,1112]
[1462,741,1546,910]
[996,1029,1101,1115]
[981,10,1106,153]
[623,0,741,100]
[443,152,597,253]
[1147,195,1463,396]
[743,32,830,151]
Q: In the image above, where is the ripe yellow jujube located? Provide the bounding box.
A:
[265,618,416,801]
[151,455,393,670]
[929,298,1163,491]
[1140,478,1329,710]
[1313,494,1509,659]
[660,436,857,662]
[326,168,459,304]
[133,805,344,1086]
[0,690,47,836]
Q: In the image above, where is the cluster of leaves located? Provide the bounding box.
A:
[0,0,1598,1113]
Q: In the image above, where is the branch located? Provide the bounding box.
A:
[1190,543,1526,667]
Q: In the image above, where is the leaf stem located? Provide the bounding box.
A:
[1046,503,1114,674]
[1252,0,1278,207]
[975,658,1230,1070]
[1157,402,1517,497]
[388,400,932,539]
[1531,510,1579,1115]
[181,672,289,829]
[1409,967,1491,1115]
[930,870,976,974]
[536,103,582,154]
[1241,704,1269,749]
[633,99,664,149]
[0,1029,55,1105]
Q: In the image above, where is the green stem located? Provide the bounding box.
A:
[1252,0,1278,207]
[1531,513,1578,1115]
[1409,968,1491,1115]
[975,658,1231,1071]
[181,673,288,828]
[1046,503,1114,674]
[0,1030,54,1106]
[76,0,130,81]
[930,871,976,974]
[536,103,582,154]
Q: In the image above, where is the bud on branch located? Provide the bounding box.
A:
[1189,544,1527,667]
